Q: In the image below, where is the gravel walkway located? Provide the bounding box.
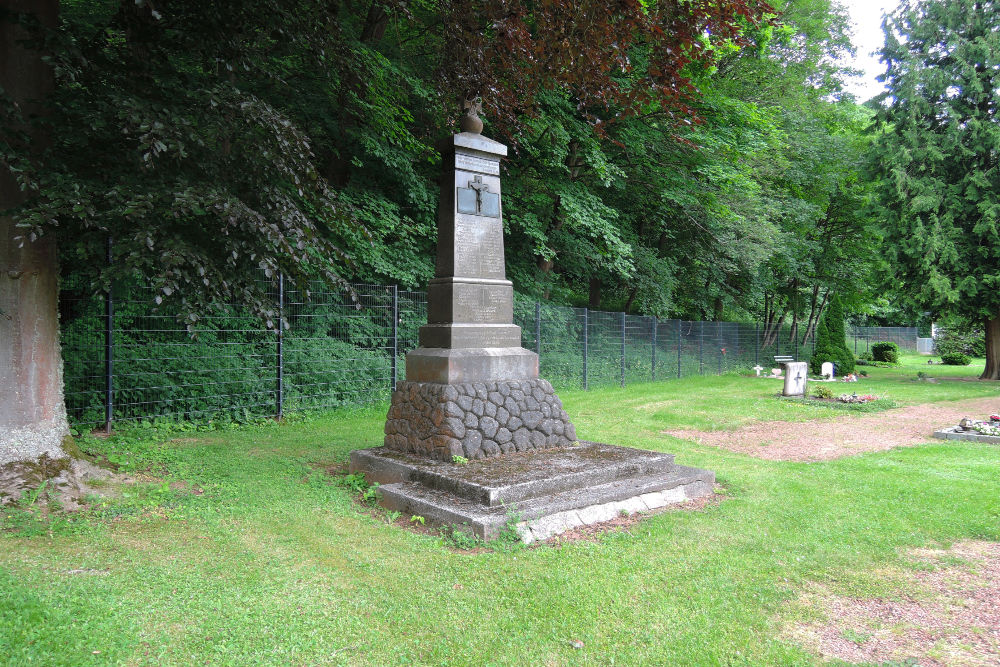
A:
[787,541,1000,665]
[665,397,1000,462]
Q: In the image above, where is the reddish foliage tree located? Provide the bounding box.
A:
[437,0,774,136]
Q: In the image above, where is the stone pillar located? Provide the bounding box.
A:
[383,110,577,461]
[405,131,537,383]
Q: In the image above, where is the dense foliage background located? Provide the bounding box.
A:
[1,0,900,336]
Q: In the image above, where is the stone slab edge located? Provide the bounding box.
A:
[350,443,675,507]
[932,426,1000,444]
[516,482,702,544]
[376,464,714,541]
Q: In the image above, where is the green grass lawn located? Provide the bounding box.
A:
[2,355,998,665]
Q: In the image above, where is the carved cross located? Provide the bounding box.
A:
[468,175,490,212]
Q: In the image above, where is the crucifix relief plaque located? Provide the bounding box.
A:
[457,175,501,218]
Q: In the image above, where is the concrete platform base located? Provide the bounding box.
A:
[933,426,1000,444]
[349,442,714,542]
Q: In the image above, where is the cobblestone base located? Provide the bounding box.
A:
[383,379,577,461]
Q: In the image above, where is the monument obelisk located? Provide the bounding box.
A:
[352,104,715,542]
[381,101,577,460]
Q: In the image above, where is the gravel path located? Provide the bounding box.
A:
[787,541,1000,665]
[665,397,1000,461]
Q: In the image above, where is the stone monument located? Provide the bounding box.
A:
[350,104,714,542]
[782,361,808,396]
[382,100,576,461]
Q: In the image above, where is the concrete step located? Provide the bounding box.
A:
[376,464,713,541]
[352,441,675,508]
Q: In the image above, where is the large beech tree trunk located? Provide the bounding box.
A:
[0,0,89,503]
[982,314,1000,380]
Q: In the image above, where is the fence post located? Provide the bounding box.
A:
[620,311,626,388]
[651,317,657,382]
[391,285,399,391]
[582,308,589,390]
[699,321,704,375]
[717,324,722,375]
[104,236,114,434]
[535,301,541,356]
[794,321,799,361]
[677,320,682,378]
[854,328,858,356]
[733,323,739,365]
[755,323,760,367]
[276,273,284,420]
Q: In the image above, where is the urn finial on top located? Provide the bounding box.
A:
[460,97,483,134]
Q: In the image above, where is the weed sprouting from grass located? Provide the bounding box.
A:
[840,628,873,645]
[334,472,379,504]
[439,524,482,550]
[493,505,526,551]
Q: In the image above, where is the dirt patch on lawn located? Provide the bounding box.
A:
[786,541,1000,666]
[665,397,1000,461]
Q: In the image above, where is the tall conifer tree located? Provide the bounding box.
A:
[810,293,854,375]
[871,0,1000,379]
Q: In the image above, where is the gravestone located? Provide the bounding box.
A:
[382,102,576,461]
[782,361,808,396]
[350,104,715,542]
[821,361,834,380]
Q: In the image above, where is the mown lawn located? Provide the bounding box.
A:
[2,355,998,665]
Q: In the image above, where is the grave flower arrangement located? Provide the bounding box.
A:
[840,373,858,382]
[973,422,1000,437]
[837,393,878,404]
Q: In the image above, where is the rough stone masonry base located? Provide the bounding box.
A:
[384,379,577,461]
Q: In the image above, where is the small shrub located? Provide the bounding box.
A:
[857,359,898,368]
[940,352,971,366]
[812,385,834,399]
[935,318,985,357]
[858,350,874,362]
[871,341,900,363]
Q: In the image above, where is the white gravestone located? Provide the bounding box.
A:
[753,365,764,376]
[821,361,834,380]
[782,361,808,396]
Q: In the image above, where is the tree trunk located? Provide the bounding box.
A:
[982,314,1000,380]
[763,311,786,348]
[0,0,102,505]
[359,1,390,43]
[624,287,637,313]
[803,287,827,345]
[589,277,601,310]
